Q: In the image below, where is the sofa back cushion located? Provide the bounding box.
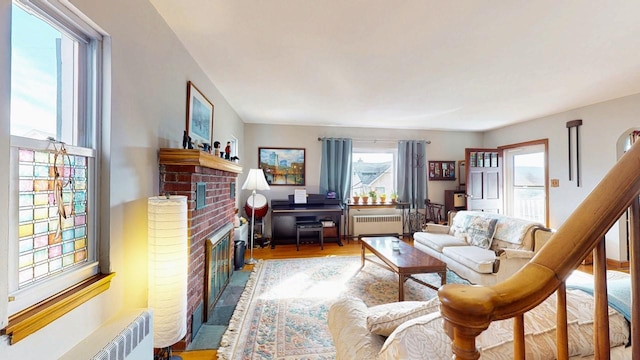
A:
[449,211,543,251]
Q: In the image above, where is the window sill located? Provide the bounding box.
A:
[2,272,115,344]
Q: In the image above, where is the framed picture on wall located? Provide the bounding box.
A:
[428,161,456,181]
[258,147,305,186]
[186,81,214,146]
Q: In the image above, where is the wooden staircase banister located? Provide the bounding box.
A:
[439,140,640,359]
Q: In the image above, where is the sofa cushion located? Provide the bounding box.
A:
[378,311,449,360]
[327,296,385,359]
[448,212,471,240]
[367,300,440,337]
[413,232,468,252]
[466,217,498,249]
[442,246,496,274]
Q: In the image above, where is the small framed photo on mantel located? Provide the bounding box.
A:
[429,160,456,181]
[186,81,214,146]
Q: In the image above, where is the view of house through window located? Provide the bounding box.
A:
[351,151,395,200]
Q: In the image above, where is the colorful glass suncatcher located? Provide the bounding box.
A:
[17,148,88,288]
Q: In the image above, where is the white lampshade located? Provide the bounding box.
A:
[148,195,188,348]
[242,168,270,191]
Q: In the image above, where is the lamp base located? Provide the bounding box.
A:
[245,257,258,265]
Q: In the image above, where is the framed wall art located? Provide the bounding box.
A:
[258,147,305,186]
[428,160,456,181]
[186,81,214,145]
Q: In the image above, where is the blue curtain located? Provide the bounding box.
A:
[397,140,428,209]
[320,138,352,203]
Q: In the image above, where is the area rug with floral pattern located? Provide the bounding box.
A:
[217,255,467,359]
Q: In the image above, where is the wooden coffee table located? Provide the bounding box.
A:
[360,236,447,301]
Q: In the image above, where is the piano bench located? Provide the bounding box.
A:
[296,222,324,251]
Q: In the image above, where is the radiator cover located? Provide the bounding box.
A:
[352,214,403,236]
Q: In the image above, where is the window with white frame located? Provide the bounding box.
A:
[504,143,546,224]
[8,0,104,315]
[351,147,396,200]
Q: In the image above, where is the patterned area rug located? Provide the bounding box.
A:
[217,255,467,359]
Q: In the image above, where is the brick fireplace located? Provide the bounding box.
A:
[158,148,242,350]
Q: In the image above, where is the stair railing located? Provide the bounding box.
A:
[438,140,640,359]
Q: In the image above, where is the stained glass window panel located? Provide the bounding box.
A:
[18,269,33,284]
[17,147,90,288]
[19,209,33,222]
[19,149,34,162]
[19,239,33,253]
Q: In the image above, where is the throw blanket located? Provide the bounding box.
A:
[566,278,632,321]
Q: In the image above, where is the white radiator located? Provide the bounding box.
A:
[352,214,403,236]
[60,309,153,360]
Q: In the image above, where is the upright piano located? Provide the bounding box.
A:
[270,194,344,248]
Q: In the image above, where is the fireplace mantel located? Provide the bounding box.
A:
[159,148,243,174]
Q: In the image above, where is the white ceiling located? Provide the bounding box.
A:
[149,0,640,132]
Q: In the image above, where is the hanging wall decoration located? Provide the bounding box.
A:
[566,119,583,187]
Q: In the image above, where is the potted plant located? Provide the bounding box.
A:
[360,191,369,204]
[352,194,360,204]
[390,191,398,203]
[379,193,387,203]
[369,190,377,203]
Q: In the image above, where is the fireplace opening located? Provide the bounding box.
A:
[204,223,233,322]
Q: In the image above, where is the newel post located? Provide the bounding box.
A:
[438,284,496,360]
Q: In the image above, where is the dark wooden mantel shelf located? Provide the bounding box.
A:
[159,148,243,174]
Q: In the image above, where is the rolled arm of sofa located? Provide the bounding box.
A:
[496,248,536,259]
[533,227,554,252]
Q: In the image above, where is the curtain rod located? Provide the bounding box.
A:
[317,137,431,144]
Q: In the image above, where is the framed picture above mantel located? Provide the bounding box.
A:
[258,147,305,186]
[186,81,214,146]
[428,160,456,181]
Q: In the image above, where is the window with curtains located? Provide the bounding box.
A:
[351,150,396,199]
[7,0,105,316]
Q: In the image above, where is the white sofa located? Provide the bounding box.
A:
[328,270,632,360]
[412,210,552,285]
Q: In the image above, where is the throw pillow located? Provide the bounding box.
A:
[449,213,470,241]
[466,217,498,249]
[366,299,440,337]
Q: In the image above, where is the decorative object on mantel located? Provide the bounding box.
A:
[224,141,231,159]
[567,119,583,187]
[148,195,188,359]
[213,141,220,157]
[186,81,214,146]
[241,169,270,264]
[428,160,456,181]
[182,130,193,149]
[198,142,211,153]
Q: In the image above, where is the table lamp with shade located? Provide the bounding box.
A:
[242,168,270,264]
